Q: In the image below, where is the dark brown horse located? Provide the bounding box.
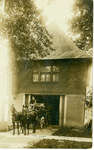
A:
[12,110,38,135]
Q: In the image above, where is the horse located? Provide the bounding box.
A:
[11,103,48,135]
[12,110,38,135]
[26,110,38,134]
[12,111,22,135]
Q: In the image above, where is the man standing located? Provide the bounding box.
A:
[10,104,17,135]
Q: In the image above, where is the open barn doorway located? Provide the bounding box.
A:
[32,95,59,125]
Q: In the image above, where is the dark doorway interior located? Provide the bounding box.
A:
[33,95,59,125]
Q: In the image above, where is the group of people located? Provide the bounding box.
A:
[21,102,47,129]
[10,97,47,135]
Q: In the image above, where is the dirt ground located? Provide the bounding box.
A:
[26,139,92,149]
[53,127,92,138]
[0,127,92,148]
[0,127,57,148]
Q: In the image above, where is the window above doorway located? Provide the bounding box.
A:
[33,72,39,82]
[40,73,51,82]
[52,73,59,82]
[32,65,59,83]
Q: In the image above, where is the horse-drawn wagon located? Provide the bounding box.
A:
[11,103,48,135]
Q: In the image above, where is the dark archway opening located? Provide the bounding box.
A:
[32,95,59,125]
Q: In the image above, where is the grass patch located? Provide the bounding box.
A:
[52,127,92,138]
[26,139,92,148]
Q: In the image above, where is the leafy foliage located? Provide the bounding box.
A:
[70,0,93,51]
[0,0,54,60]
[86,87,92,107]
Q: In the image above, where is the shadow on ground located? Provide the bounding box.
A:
[25,126,92,149]
[25,139,92,149]
[52,127,92,138]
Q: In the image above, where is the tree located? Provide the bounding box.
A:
[0,0,54,60]
[86,87,92,108]
[70,0,93,51]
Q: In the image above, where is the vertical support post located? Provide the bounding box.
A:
[28,94,31,105]
[63,96,67,126]
[59,96,64,127]
[23,94,25,105]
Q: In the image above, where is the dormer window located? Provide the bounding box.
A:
[52,73,59,82]
[32,65,59,83]
[40,73,51,82]
[33,72,39,82]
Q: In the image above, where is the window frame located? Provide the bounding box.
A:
[32,65,60,83]
[52,72,59,82]
[40,72,51,82]
[32,72,39,82]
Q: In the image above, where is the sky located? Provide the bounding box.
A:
[35,0,75,35]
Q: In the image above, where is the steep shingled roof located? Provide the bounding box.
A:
[42,23,92,60]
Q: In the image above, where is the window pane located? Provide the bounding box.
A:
[46,74,51,82]
[53,73,59,82]
[41,74,45,82]
[33,73,39,82]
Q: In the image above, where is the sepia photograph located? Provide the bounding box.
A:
[0,0,93,149]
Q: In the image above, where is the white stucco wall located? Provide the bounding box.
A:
[64,95,85,127]
[86,62,92,88]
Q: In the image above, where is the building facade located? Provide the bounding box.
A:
[0,24,92,130]
[13,57,92,128]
